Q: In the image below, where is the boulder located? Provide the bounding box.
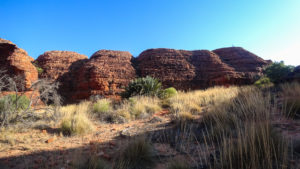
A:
[35,51,88,81]
[65,50,136,102]
[0,38,38,90]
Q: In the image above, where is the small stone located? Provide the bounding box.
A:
[120,128,136,137]
[46,138,55,143]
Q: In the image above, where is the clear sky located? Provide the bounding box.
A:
[1,0,299,65]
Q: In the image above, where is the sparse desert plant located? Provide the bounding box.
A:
[31,61,44,74]
[93,99,111,114]
[114,138,155,169]
[160,87,178,99]
[264,61,294,83]
[199,87,290,169]
[129,96,162,119]
[0,94,30,126]
[254,76,273,88]
[59,102,94,135]
[209,122,288,169]
[0,94,30,111]
[280,82,300,119]
[85,156,109,169]
[121,76,162,98]
[167,161,190,169]
[169,86,240,122]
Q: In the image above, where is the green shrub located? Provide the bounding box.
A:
[264,61,294,83]
[254,77,273,88]
[0,94,30,112]
[160,87,177,99]
[93,99,111,114]
[114,138,155,169]
[31,61,44,74]
[121,76,162,98]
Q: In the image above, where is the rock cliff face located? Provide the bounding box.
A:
[64,50,136,102]
[136,47,270,90]
[0,38,38,90]
[0,37,271,102]
[35,51,88,81]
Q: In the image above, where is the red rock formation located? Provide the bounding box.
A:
[65,50,136,102]
[35,51,88,81]
[137,47,270,90]
[0,38,38,90]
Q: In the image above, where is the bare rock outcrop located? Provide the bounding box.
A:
[136,47,270,90]
[64,50,136,102]
[0,38,38,90]
[35,51,88,81]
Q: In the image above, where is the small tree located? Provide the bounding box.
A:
[264,61,294,83]
[0,71,61,127]
[121,76,162,98]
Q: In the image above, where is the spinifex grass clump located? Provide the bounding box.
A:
[201,87,290,169]
[59,102,94,135]
[121,76,162,98]
[114,138,155,169]
[280,82,300,119]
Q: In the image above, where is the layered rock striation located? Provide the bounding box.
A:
[64,50,136,102]
[136,47,270,89]
[0,38,38,90]
[35,51,88,81]
[0,37,271,103]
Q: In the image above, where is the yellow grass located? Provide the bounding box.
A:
[59,101,95,135]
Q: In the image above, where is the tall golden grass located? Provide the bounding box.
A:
[167,86,292,169]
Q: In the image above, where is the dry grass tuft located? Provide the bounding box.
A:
[59,101,95,135]
[280,82,300,119]
[114,137,155,169]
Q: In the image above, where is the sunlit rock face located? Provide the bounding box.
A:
[136,47,270,90]
[35,51,88,81]
[0,38,38,90]
[62,50,136,102]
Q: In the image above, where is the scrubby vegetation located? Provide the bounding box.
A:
[59,102,95,135]
[121,76,162,98]
[254,76,273,88]
[1,71,299,169]
[31,61,44,74]
[264,61,294,83]
[114,138,155,169]
[280,82,300,119]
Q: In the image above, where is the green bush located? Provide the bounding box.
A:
[93,99,111,114]
[254,77,273,88]
[0,94,30,112]
[121,76,162,98]
[31,61,44,74]
[160,87,177,99]
[264,61,294,83]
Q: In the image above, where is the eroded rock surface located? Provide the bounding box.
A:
[35,51,88,81]
[64,50,136,102]
[0,38,38,90]
[136,47,270,90]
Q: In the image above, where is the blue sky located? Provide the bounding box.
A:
[1,0,299,65]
